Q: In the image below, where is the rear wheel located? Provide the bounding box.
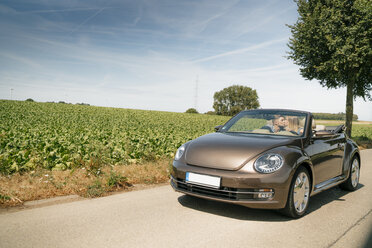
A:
[281,167,311,218]
[339,156,360,191]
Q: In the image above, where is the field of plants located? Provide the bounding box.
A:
[0,100,230,175]
[0,100,371,175]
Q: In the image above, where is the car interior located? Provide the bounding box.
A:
[312,118,345,137]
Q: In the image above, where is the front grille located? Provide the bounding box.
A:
[171,177,261,201]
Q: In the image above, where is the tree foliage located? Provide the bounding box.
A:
[287,0,371,136]
[213,85,260,116]
[204,111,215,115]
[185,108,198,114]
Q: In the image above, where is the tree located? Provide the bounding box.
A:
[185,108,198,114]
[213,85,260,116]
[204,111,215,115]
[25,98,34,102]
[287,0,372,136]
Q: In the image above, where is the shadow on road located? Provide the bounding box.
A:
[177,184,364,222]
[178,195,288,222]
[307,184,364,214]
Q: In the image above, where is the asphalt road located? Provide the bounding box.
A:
[1,150,372,248]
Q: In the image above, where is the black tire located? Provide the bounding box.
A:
[339,156,360,191]
[281,167,311,218]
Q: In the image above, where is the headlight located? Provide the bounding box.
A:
[174,144,185,160]
[254,154,284,173]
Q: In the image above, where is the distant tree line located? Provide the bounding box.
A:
[26,99,90,106]
[313,112,358,121]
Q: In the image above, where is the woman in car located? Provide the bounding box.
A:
[286,116,303,135]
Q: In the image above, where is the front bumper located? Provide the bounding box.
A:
[171,160,293,209]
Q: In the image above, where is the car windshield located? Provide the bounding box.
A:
[221,110,308,137]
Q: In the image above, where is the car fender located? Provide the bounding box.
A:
[285,146,315,194]
[342,139,360,177]
[261,145,314,194]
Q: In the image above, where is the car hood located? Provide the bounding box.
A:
[185,132,294,171]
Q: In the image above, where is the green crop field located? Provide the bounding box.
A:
[0,100,230,174]
[0,100,371,175]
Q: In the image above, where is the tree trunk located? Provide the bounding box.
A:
[345,81,354,137]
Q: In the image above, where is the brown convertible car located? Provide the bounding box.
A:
[170,109,360,218]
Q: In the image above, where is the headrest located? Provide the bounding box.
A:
[312,119,316,129]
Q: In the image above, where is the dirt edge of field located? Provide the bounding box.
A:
[0,159,172,208]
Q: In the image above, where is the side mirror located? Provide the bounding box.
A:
[214,125,223,132]
[312,119,317,130]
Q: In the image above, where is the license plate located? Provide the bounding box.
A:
[185,172,221,188]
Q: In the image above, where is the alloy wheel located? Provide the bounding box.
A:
[293,172,310,213]
[351,158,360,188]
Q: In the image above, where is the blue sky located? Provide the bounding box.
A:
[0,0,371,120]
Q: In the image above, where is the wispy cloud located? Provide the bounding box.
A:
[133,3,143,26]
[234,6,295,39]
[23,8,103,14]
[69,7,108,35]
[191,38,287,63]
[190,1,240,34]
[0,52,42,68]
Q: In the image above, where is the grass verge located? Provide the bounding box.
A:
[0,159,172,207]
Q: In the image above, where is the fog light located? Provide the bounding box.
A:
[257,189,274,198]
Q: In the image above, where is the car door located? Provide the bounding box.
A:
[304,119,345,185]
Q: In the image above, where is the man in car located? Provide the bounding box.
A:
[261,115,286,133]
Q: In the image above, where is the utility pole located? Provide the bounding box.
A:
[194,75,198,110]
[10,88,14,100]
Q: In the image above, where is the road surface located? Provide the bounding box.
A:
[1,150,372,248]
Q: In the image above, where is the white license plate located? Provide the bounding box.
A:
[185,172,221,188]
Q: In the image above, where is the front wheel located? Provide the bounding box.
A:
[339,156,360,191]
[281,167,311,218]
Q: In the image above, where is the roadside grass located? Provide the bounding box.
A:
[0,159,172,207]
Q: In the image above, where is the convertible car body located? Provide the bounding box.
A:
[170,109,360,218]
